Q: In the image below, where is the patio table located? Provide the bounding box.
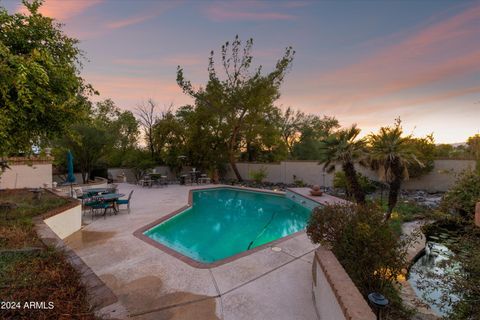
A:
[149,173,168,187]
[85,188,110,195]
[97,193,125,214]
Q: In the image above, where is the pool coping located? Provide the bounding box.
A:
[133,185,320,269]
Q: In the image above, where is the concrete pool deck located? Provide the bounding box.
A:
[65,183,321,320]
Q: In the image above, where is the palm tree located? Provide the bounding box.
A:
[368,119,423,219]
[319,125,367,204]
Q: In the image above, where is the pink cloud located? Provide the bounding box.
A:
[205,2,296,22]
[281,1,311,9]
[105,2,178,29]
[17,0,102,21]
[296,3,480,115]
[113,55,203,67]
[353,85,480,116]
[85,73,193,110]
[106,13,158,29]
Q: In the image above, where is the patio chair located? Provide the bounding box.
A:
[117,190,134,213]
[75,188,91,207]
[86,198,114,219]
[198,174,211,184]
[107,184,118,194]
[83,198,99,217]
[160,175,168,187]
[139,175,152,187]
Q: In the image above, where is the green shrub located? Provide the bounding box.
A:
[440,169,480,219]
[307,203,414,319]
[333,171,377,195]
[375,198,433,223]
[292,175,306,187]
[447,230,480,319]
[250,167,268,183]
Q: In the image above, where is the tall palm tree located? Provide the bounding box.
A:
[319,125,367,204]
[368,119,423,219]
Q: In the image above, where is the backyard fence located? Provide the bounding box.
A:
[107,159,475,192]
[224,159,476,192]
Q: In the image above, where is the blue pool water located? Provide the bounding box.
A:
[144,188,312,263]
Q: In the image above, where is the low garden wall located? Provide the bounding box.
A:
[40,190,82,239]
[43,203,82,239]
[312,246,376,320]
[0,157,53,189]
[225,159,476,192]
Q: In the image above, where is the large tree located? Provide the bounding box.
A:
[368,119,423,219]
[176,36,294,181]
[54,99,139,182]
[318,125,367,204]
[291,115,339,160]
[136,99,158,160]
[94,99,139,167]
[0,0,92,155]
[278,107,339,160]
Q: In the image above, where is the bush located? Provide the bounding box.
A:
[122,149,156,182]
[292,175,306,187]
[250,167,268,183]
[440,169,480,219]
[306,203,414,319]
[333,171,377,195]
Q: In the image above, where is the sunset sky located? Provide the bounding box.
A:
[3,0,480,143]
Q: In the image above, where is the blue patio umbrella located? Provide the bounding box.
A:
[66,150,76,183]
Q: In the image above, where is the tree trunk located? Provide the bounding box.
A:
[229,152,242,181]
[81,169,87,184]
[148,131,155,160]
[342,161,366,204]
[228,123,243,181]
[386,159,403,220]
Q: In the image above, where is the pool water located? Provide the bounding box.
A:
[144,188,312,264]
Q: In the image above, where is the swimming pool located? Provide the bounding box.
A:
[141,188,313,266]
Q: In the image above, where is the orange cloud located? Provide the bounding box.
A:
[17,0,102,20]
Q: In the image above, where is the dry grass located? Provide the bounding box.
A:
[0,189,100,319]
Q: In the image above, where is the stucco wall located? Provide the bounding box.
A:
[0,163,53,189]
[108,166,189,183]
[313,258,346,320]
[44,203,82,239]
[401,159,475,191]
[313,247,376,320]
[226,160,476,192]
